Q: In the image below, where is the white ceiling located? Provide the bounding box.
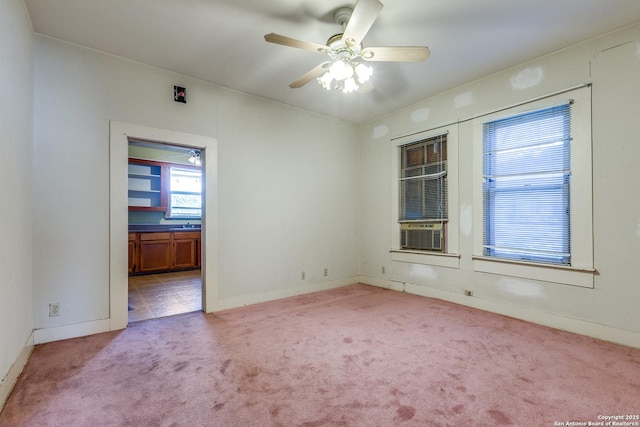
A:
[24,0,640,123]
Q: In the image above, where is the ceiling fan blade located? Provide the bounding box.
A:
[264,33,329,53]
[361,46,431,62]
[289,62,330,88]
[342,0,383,47]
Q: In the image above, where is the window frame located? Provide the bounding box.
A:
[166,165,203,219]
[472,88,594,287]
[391,125,460,269]
[483,103,571,265]
[399,135,448,223]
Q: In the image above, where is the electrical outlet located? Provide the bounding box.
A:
[464,289,473,297]
[323,268,328,277]
[49,302,61,317]
[301,271,305,280]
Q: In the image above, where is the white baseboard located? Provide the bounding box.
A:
[359,276,640,349]
[0,331,34,412]
[33,319,111,345]
[358,276,405,292]
[31,277,359,343]
[211,277,359,312]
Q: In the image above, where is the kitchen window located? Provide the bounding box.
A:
[168,167,202,218]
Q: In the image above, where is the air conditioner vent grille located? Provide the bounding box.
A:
[400,222,444,252]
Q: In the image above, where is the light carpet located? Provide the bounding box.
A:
[1,284,639,426]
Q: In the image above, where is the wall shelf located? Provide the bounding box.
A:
[128,159,167,211]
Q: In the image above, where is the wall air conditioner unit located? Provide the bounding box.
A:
[400,222,444,252]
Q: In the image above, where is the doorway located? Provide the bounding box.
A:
[127,139,203,322]
[109,121,218,331]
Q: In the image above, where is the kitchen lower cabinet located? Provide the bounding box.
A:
[128,233,138,274]
[195,238,202,267]
[138,232,172,273]
[129,230,201,275]
[173,231,200,270]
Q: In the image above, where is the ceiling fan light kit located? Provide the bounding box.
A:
[188,150,201,166]
[317,59,372,93]
[264,0,430,94]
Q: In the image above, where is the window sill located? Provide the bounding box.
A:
[472,256,595,288]
[390,250,461,269]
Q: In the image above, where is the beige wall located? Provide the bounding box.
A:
[0,0,34,405]
[359,23,640,347]
[32,35,360,332]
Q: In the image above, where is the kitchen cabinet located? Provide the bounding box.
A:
[138,232,172,273]
[128,233,138,274]
[129,230,201,275]
[173,231,199,270]
[195,237,202,267]
[128,159,168,212]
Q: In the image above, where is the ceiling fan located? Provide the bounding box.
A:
[264,0,430,93]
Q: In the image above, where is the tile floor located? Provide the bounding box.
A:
[128,269,202,322]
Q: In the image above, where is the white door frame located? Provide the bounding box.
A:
[109,121,218,330]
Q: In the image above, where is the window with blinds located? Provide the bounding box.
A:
[483,103,571,265]
[399,134,447,251]
[168,167,202,218]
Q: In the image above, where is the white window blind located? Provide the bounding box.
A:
[483,103,571,265]
[399,134,448,222]
[168,167,202,218]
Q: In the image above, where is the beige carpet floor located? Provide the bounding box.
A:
[1,284,639,426]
